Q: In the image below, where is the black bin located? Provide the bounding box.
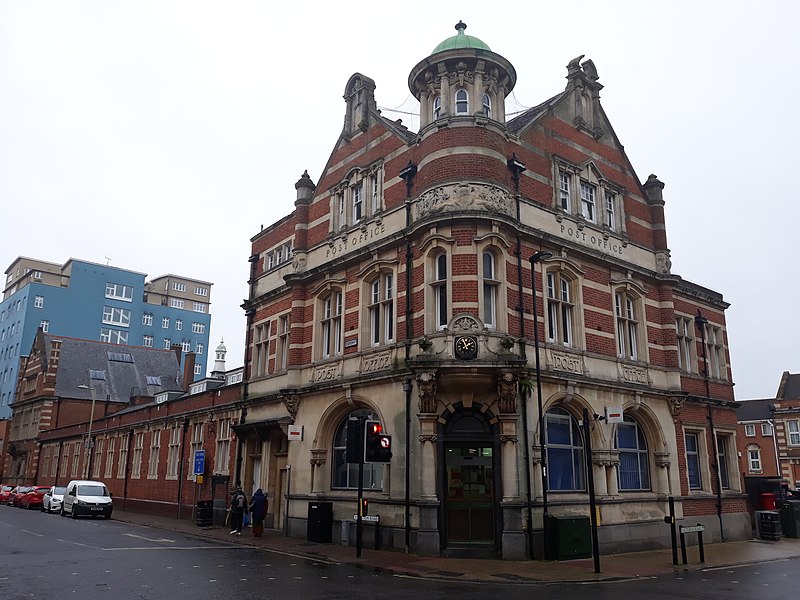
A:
[780,500,800,538]
[196,500,213,527]
[307,501,333,543]
[758,510,782,540]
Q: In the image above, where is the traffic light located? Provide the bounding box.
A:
[345,418,364,463]
[364,420,392,463]
[359,497,369,517]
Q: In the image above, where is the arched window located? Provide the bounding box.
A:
[332,409,383,489]
[482,251,499,328]
[433,95,442,120]
[616,416,650,491]
[545,408,585,491]
[615,291,640,360]
[455,89,469,114]
[482,93,491,118]
[545,270,574,347]
[367,272,395,346]
[432,252,448,330]
[320,290,343,358]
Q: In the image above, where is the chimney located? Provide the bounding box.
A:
[182,352,196,392]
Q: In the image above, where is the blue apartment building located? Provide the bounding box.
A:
[0,257,212,418]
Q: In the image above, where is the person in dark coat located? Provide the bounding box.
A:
[229,485,248,535]
[249,488,268,537]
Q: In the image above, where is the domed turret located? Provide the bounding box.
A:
[409,21,517,129]
[211,338,227,379]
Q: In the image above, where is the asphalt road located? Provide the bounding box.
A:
[0,506,792,599]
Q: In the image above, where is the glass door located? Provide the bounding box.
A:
[445,445,494,543]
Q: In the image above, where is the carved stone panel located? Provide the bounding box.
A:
[359,350,393,374]
[417,372,438,413]
[619,364,648,385]
[312,361,342,384]
[414,182,515,221]
[549,349,585,375]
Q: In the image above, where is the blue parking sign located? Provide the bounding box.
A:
[193,450,205,475]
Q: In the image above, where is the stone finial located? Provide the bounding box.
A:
[643,174,665,206]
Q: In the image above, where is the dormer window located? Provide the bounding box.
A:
[555,159,625,233]
[333,166,384,232]
[482,93,491,118]
[455,89,469,114]
[433,95,442,120]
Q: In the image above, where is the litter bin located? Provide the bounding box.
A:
[780,499,800,538]
[196,500,213,527]
[757,510,782,540]
[307,501,333,543]
[545,514,592,560]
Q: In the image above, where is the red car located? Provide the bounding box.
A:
[0,485,13,504]
[9,486,32,507]
[19,486,50,510]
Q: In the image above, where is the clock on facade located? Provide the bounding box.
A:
[454,336,478,360]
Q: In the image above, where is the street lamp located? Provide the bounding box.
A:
[77,384,97,479]
[529,250,552,558]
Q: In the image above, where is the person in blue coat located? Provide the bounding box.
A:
[249,488,268,537]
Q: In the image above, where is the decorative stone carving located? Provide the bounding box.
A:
[497,372,518,413]
[419,434,438,443]
[550,349,584,375]
[654,451,671,468]
[414,182,515,220]
[282,393,301,421]
[291,252,307,273]
[668,396,685,417]
[620,364,648,385]
[655,251,672,275]
[499,434,519,444]
[310,448,327,466]
[417,372,438,413]
[452,315,480,333]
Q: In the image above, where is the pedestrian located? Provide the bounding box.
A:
[229,485,248,535]
[249,488,268,537]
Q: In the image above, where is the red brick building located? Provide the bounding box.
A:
[7,331,243,523]
[237,22,749,559]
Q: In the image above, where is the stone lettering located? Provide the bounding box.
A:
[559,224,624,256]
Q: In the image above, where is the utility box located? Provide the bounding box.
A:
[546,514,592,560]
[780,500,800,538]
[307,501,333,543]
[756,510,782,540]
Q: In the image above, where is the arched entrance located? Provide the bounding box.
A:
[439,406,501,557]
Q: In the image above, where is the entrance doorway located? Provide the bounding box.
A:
[439,405,499,556]
[445,445,494,543]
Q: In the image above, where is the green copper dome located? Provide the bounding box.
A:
[431,21,491,54]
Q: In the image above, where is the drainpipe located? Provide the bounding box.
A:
[399,160,417,554]
[176,417,190,519]
[508,154,535,558]
[123,429,133,512]
[695,310,725,542]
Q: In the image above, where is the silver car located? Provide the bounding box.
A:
[42,486,66,514]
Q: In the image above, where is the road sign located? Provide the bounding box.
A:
[680,525,705,534]
[193,450,205,475]
[353,514,380,522]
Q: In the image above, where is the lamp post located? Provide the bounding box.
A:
[77,384,97,479]
[529,250,552,558]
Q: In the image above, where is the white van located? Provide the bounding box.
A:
[60,480,113,519]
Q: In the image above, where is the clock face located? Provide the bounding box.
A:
[455,336,477,360]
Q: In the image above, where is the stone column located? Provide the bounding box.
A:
[654,451,671,495]
[309,449,326,494]
[500,430,520,501]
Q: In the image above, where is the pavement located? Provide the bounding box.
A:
[111,508,800,584]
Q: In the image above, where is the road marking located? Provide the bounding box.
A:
[703,558,790,572]
[123,533,175,543]
[19,529,44,537]
[57,539,98,548]
[104,546,239,551]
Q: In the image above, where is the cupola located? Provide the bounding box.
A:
[408,21,517,129]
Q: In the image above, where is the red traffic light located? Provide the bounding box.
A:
[369,422,382,435]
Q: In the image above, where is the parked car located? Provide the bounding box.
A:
[42,486,66,514]
[0,485,14,504]
[19,486,50,510]
[10,486,32,507]
[60,480,112,519]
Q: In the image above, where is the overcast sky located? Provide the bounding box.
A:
[1,1,797,400]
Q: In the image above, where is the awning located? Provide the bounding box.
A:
[232,418,292,442]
